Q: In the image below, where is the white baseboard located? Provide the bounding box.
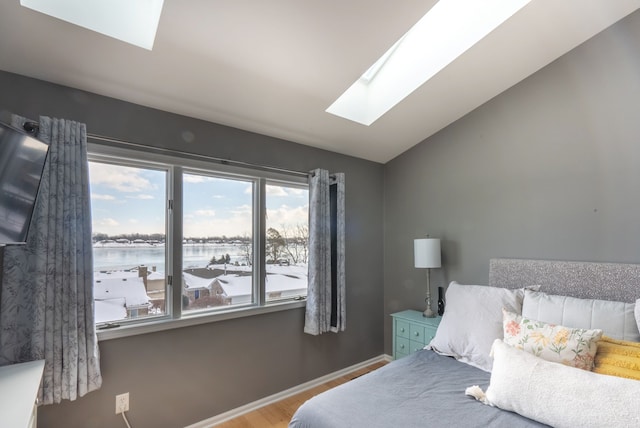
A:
[185,354,392,428]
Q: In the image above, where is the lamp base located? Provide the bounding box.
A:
[423,307,436,318]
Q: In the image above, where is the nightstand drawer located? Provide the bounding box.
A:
[396,337,410,355]
[424,328,437,344]
[395,349,409,360]
[410,340,425,353]
[396,320,410,339]
[410,324,426,344]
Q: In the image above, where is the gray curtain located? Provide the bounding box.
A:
[305,168,345,335]
[0,115,101,404]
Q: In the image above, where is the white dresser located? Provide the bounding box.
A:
[0,360,45,428]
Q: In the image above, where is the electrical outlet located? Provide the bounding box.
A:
[115,392,129,414]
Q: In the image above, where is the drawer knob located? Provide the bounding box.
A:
[400,328,405,333]
[414,332,420,336]
[400,344,405,349]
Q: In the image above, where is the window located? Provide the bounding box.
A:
[182,172,255,312]
[89,160,169,325]
[265,182,309,303]
[88,145,309,330]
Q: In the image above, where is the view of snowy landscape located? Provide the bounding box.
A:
[89,161,309,324]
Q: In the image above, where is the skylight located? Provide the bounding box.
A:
[20,0,165,50]
[326,0,533,126]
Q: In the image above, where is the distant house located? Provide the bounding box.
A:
[212,273,307,305]
[94,299,127,324]
[93,266,164,322]
[180,265,308,309]
[95,267,164,292]
[144,269,166,293]
[211,275,252,305]
[265,274,307,301]
[144,269,166,311]
[93,276,151,323]
[182,271,214,301]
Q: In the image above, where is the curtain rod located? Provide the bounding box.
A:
[86,133,314,178]
[22,120,331,178]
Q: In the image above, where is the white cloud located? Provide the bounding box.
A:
[287,188,307,197]
[95,218,120,228]
[183,205,253,237]
[126,194,155,200]
[244,184,253,195]
[194,209,216,217]
[184,174,216,183]
[266,204,308,228]
[183,214,252,238]
[266,185,288,196]
[266,185,307,199]
[91,193,115,200]
[89,162,156,192]
[231,204,252,217]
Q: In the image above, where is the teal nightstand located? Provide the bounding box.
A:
[391,310,441,360]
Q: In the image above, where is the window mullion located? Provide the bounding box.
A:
[255,178,266,305]
[171,165,183,319]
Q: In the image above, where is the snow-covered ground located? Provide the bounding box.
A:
[95,262,308,324]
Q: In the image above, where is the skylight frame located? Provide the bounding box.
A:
[326,0,533,126]
[20,0,165,50]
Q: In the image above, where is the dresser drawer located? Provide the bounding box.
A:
[424,327,437,344]
[396,336,410,355]
[395,349,409,360]
[410,340,426,354]
[396,320,410,339]
[410,324,426,344]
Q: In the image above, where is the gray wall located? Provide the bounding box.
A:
[0,71,385,427]
[384,11,640,353]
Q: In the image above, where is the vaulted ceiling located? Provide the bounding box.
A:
[0,1,638,162]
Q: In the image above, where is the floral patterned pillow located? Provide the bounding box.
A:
[502,309,603,371]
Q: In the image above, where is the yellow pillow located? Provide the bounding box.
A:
[593,336,640,380]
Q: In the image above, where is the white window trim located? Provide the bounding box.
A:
[97,300,306,341]
[89,143,308,341]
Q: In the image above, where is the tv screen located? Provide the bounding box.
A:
[0,122,49,245]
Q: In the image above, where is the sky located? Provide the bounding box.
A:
[89,162,308,237]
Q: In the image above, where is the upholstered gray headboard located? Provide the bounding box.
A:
[489,258,640,303]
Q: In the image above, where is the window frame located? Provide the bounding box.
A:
[88,143,308,341]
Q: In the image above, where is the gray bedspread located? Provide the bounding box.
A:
[289,350,549,428]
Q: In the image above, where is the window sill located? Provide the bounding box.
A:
[97,300,306,341]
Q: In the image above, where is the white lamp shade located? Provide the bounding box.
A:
[414,238,441,268]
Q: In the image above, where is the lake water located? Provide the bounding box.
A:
[93,243,247,273]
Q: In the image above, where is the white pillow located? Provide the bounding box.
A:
[522,290,639,342]
[482,340,640,428]
[427,281,525,372]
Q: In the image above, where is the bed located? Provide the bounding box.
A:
[289,258,640,428]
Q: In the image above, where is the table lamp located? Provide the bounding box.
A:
[414,238,441,317]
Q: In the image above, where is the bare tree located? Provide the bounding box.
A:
[296,223,309,264]
[280,223,309,264]
[280,224,299,264]
[241,232,252,266]
[266,227,285,262]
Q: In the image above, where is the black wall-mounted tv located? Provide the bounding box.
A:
[0,121,49,245]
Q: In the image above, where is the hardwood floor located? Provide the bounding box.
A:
[215,361,388,428]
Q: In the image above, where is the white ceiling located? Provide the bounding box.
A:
[0,0,638,163]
